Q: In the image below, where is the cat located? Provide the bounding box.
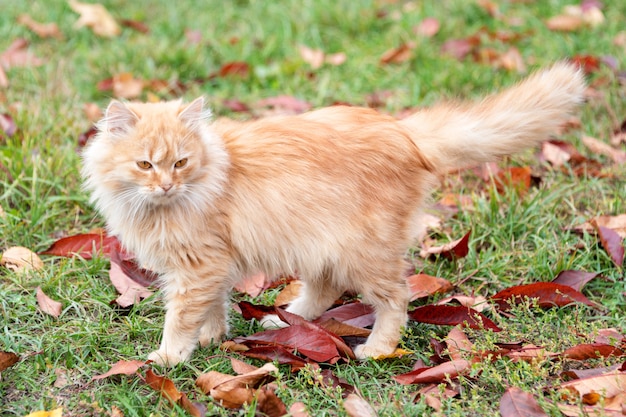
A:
[81,63,585,366]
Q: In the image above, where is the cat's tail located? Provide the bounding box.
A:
[399,62,586,172]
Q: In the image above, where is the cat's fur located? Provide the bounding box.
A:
[82,63,585,366]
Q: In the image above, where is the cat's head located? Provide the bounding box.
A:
[82,97,229,220]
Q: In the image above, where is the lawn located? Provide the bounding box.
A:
[1,0,625,416]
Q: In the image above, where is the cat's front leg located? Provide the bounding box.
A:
[148,279,229,367]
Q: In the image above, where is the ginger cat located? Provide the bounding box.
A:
[82,63,585,366]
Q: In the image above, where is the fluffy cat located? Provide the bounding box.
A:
[82,63,585,366]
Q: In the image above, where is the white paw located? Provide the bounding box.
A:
[259,314,289,329]
[353,343,395,360]
[147,349,186,367]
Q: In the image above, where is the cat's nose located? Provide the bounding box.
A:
[160,183,173,192]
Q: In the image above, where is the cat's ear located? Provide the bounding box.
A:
[103,100,139,137]
[178,96,211,128]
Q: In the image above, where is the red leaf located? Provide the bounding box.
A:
[551,270,599,291]
[222,99,250,113]
[562,343,624,360]
[409,304,501,331]
[240,346,309,371]
[571,54,601,74]
[441,37,480,60]
[36,287,62,318]
[217,61,250,78]
[421,230,471,260]
[394,359,471,385]
[78,125,98,147]
[319,369,357,397]
[494,166,532,195]
[40,233,121,259]
[119,19,150,33]
[234,324,340,363]
[407,273,453,301]
[0,113,17,137]
[499,387,548,417]
[595,225,625,268]
[317,302,375,328]
[238,301,277,321]
[109,249,153,307]
[92,359,145,380]
[380,42,415,64]
[490,282,596,311]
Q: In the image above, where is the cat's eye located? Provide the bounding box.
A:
[137,161,153,170]
[174,158,188,168]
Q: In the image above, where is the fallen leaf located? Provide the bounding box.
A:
[408,304,501,331]
[234,273,270,298]
[594,225,625,268]
[1,246,44,272]
[318,318,371,338]
[546,14,584,31]
[109,249,154,307]
[407,273,453,301]
[490,282,596,311]
[40,233,121,259]
[441,37,480,61]
[289,402,311,417]
[582,215,626,239]
[551,270,599,292]
[445,327,474,361]
[581,135,626,164]
[36,287,62,317]
[571,54,602,74]
[317,302,375,328]
[413,17,440,37]
[494,166,532,195]
[238,300,277,321]
[318,369,357,396]
[562,343,623,360]
[0,113,17,137]
[68,0,121,37]
[112,72,143,99]
[84,102,103,122]
[240,346,309,370]
[343,393,377,417]
[255,95,312,115]
[274,280,303,306]
[24,408,63,417]
[499,387,548,417]
[256,387,288,417]
[119,19,149,33]
[380,42,415,64]
[560,371,626,401]
[0,38,44,69]
[420,230,471,260]
[144,369,204,416]
[435,295,490,312]
[416,383,459,411]
[78,126,98,147]
[373,348,413,360]
[217,61,250,78]
[17,15,63,39]
[496,47,526,73]
[394,359,472,385]
[299,45,325,69]
[92,359,145,380]
[505,344,558,362]
[325,52,346,66]
[0,351,19,371]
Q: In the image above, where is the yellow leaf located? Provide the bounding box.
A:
[373,348,412,360]
[24,407,63,417]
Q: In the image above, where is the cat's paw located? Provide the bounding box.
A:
[353,343,395,360]
[259,314,289,329]
[147,349,186,367]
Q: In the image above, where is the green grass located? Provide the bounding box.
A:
[2,0,626,416]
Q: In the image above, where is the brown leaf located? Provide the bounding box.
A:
[68,0,121,37]
[274,280,303,306]
[0,38,44,69]
[343,394,376,417]
[318,369,357,397]
[318,318,371,338]
[551,270,599,292]
[562,343,624,360]
[407,273,453,301]
[144,368,204,417]
[505,344,558,362]
[217,61,250,78]
[299,45,324,69]
[380,42,415,65]
[240,346,308,370]
[17,15,63,39]
[499,387,548,417]
[0,351,19,372]
[119,19,149,33]
[494,166,532,195]
[560,371,626,401]
[40,233,121,260]
[441,37,480,61]
[230,357,258,375]
[317,302,376,328]
[1,246,44,272]
[289,402,311,417]
[394,359,472,385]
[416,383,459,411]
[112,72,143,99]
[445,327,474,361]
[585,215,626,239]
[594,225,625,268]
[414,17,440,37]
[408,304,501,331]
[256,388,288,417]
[582,135,626,164]
[92,359,145,380]
[78,126,98,147]
[546,14,584,32]
[36,287,62,317]
[490,282,596,311]
[496,47,526,73]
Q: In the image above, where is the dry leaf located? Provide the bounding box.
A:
[561,371,626,400]
[1,246,44,272]
[299,45,325,69]
[496,47,526,73]
[112,72,144,99]
[581,135,626,164]
[68,0,121,37]
[546,14,584,32]
[289,402,311,417]
[36,287,62,317]
[576,215,626,239]
[0,351,20,371]
[414,17,440,37]
[435,295,490,312]
[541,141,572,167]
[343,394,377,417]
[84,102,103,122]
[92,359,145,380]
[445,327,473,361]
[274,280,303,306]
[380,42,415,64]
[0,38,44,69]
[407,273,453,301]
[17,15,63,39]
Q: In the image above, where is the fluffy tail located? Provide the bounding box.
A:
[400,62,586,172]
